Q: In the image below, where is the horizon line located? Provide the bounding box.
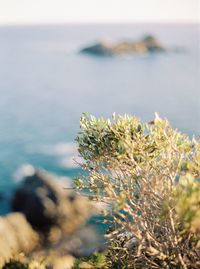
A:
[0,20,199,27]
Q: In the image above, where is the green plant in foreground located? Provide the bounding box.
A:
[76,113,200,269]
[175,174,200,235]
[2,260,28,269]
[72,253,108,269]
[2,257,46,269]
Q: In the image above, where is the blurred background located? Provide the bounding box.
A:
[0,0,199,212]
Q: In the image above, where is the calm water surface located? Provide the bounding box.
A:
[0,24,199,211]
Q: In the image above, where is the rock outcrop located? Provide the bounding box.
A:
[0,213,39,266]
[80,35,166,56]
[12,169,93,238]
[0,169,104,267]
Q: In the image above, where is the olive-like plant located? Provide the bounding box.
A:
[76,113,200,269]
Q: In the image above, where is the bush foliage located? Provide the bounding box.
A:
[76,113,200,269]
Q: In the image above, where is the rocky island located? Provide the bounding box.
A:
[80,35,166,56]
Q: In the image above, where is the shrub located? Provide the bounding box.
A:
[76,113,200,269]
[2,255,46,269]
[72,253,108,269]
[2,260,28,269]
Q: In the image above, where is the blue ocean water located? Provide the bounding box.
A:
[0,24,199,212]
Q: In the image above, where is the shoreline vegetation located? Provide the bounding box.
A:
[1,114,200,268]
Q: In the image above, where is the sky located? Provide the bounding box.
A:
[0,0,199,25]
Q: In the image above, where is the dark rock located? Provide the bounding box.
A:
[80,35,167,56]
[9,169,107,258]
[11,169,93,237]
[81,41,114,56]
[141,35,165,52]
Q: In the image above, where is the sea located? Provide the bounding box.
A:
[0,23,199,213]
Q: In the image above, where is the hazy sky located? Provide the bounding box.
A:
[0,0,199,25]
